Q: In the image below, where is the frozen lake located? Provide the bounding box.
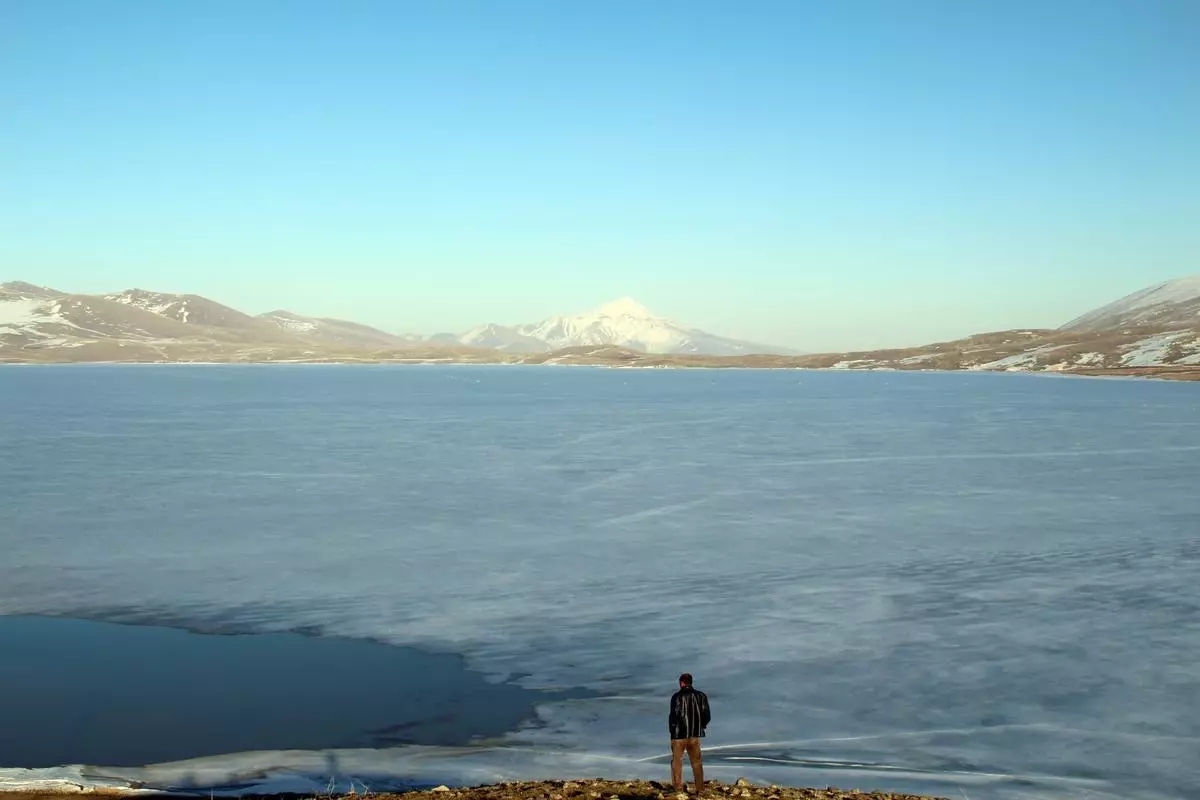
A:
[1,365,1197,799]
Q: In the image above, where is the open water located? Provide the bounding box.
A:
[1,365,1197,799]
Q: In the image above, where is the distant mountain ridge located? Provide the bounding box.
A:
[0,282,471,362]
[455,297,797,356]
[1,282,232,346]
[1,283,795,357]
[2,276,1198,380]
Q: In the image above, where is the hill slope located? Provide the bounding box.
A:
[2,283,224,347]
[1061,275,1200,331]
[257,310,415,348]
[0,282,474,363]
[104,289,287,337]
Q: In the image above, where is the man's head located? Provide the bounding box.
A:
[678,673,693,688]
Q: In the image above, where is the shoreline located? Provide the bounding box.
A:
[0,777,947,800]
[0,357,1196,380]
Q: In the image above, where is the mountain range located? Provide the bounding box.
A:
[0,283,454,363]
[2,276,1199,379]
[0,286,794,359]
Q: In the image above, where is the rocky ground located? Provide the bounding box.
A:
[388,778,945,800]
[2,777,945,800]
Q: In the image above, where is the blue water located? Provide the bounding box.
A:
[1,365,1197,799]
[0,614,565,766]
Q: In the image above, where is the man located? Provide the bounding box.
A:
[668,672,711,794]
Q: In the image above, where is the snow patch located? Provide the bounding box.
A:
[898,353,938,365]
[1121,331,1192,367]
[0,297,44,330]
[973,344,1065,371]
[1176,337,1200,365]
[0,297,96,340]
[276,317,319,333]
[108,291,195,324]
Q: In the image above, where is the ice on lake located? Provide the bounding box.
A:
[1,365,1197,800]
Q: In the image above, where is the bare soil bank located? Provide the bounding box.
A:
[390,779,943,800]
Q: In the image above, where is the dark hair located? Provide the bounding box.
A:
[679,673,693,686]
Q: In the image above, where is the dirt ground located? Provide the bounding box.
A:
[0,777,946,800]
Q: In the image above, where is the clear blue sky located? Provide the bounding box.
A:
[2,0,1197,350]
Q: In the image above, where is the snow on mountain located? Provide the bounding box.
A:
[0,283,203,348]
[0,296,48,336]
[8,277,1197,373]
[104,289,278,333]
[1062,275,1200,331]
[106,289,196,322]
[459,297,794,355]
[2,282,440,361]
[459,323,549,353]
[1119,330,1198,367]
[260,311,319,334]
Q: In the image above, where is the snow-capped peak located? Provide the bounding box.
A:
[465,297,792,356]
[594,297,656,319]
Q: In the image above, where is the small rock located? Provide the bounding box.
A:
[432,787,451,793]
[735,779,751,788]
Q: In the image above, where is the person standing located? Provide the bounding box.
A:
[669,673,711,794]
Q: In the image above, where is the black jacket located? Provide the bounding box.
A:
[669,687,711,739]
